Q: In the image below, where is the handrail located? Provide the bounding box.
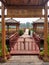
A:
[9,32,18,39]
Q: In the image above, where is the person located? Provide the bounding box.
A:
[30,30,33,37]
[33,32,36,37]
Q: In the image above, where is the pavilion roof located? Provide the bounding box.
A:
[0,0,48,8]
[5,18,20,26]
[0,18,20,26]
[33,18,49,24]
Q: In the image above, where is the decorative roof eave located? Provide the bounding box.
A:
[0,0,48,9]
[6,5,44,9]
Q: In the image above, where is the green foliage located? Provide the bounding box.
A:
[0,24,2,32]
[40,51,44,56]
[47,35,49,44]
[0,33,8,56]
[18,29,24,36]
[47,35,49,56]
[40,35,49,56]
[0,29,1,32]
[0,43,2,56]
[0,33,2,56]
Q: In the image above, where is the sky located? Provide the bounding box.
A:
[0,1,49,23]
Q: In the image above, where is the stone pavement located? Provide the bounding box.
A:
[0,55,49,65]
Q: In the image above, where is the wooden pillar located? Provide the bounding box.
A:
[44,3,48,57]
[33,24,35,31]
[33,24,37,32]
[2,4,6,59]
[16,25,17,32]
[16,25,19,32]
[35,24,37,32]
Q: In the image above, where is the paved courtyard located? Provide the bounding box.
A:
[0,55,49,65]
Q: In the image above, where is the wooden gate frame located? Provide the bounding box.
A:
[1,1,48,59]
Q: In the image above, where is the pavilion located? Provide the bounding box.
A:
[0,18,20,37]
[32,18,49,39]
[5,18,20,36]
[0,0,48,60]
